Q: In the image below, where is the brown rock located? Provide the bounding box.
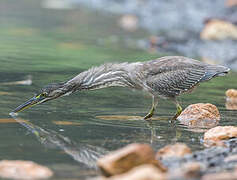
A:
[204,126,237,142]
[0,160,53,179]
[226,89,237,99]
[156,143,192,159]
[108,165,167,180]
[226,0,237,7]
[202,171,237,180]
[97,143,166,177]
[200,19,237,40]
[177,103,220,128]
[226,90,237,110]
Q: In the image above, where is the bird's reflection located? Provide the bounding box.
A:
[10,113,108,169]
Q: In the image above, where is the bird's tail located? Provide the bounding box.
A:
[201,65,230,82]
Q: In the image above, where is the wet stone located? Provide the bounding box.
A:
[0,160,53,179]
[156,143,192,159]
[104,165,167,180]
[97,143,166,177]
[177,103,220,128]
[204,126,237,142]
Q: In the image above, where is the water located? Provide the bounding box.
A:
[70,0,237,70]
[0,0,237,179]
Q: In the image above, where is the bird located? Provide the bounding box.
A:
[12,56,230,120]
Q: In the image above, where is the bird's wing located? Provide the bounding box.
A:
[143,58,206,97]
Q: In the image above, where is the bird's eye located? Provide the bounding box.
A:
[41,93,47,97]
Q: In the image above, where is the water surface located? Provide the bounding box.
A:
[0,0,237,179]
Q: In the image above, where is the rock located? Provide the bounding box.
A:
[200,19,237,40]
[226,0,237,7]
[118,14,138,32]
[168,162,202,180]
[156,143,192,159]
[203,140,227,147]
[106,165,167,180]
[226,89,237,110]
[226,89,237,99]
[226,99,237,110]
[204,126,237,142]
[202,171,237,180]
[0,160,53,179]
[97,143,166,177]
[177,103,220,128]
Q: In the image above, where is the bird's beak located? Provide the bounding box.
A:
[13,95,46,113]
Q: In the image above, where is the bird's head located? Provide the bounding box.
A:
[12,82,68,113]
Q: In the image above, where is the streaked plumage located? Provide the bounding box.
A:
[13,56,230,119]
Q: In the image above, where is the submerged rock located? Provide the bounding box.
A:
[200,19,237,40]
[156,143,192,159]
[97,143,166,177]
[204,126,237,142]
[177,103,220,128]
[0,160,53,179]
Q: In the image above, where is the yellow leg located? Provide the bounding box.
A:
[144,96,158,120]
[172,101,182,120]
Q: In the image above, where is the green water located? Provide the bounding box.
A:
[1,0,237,179]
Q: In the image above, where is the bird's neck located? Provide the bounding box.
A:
[65,63,138,92]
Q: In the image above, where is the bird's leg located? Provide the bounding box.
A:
[172,99,183,120]
[144,95,158,120]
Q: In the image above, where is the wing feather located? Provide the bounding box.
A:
[145,66,205,97]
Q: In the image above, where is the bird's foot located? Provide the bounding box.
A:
[172,104,182,120]
[172,113,180,120]
[144,111,154,120]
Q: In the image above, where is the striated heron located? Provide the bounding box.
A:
[12,56,230,119]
